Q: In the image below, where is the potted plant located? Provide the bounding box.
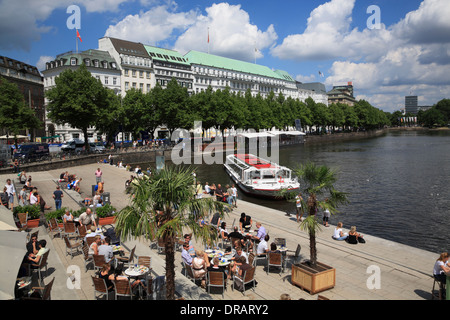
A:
[13,205,41,228]
[95,203,117,225]
[290,162,349,295]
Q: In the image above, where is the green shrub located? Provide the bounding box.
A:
[45,208,68,223]
[13,205,40,220]
[95,204,116,218]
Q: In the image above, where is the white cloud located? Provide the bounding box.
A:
[296,74,317,83]
[36,55,54,72]
[104,5,199,45]
[173,3,278,62]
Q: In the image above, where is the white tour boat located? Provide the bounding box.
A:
[224,154,300,199]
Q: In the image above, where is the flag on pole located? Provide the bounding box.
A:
[318,71,324,78]
[76,29,82,42]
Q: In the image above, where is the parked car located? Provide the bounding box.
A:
[13,143,50,163]
[89,142,105,153]
[60,139,85,154]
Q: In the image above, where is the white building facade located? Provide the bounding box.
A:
[42,49,121,142]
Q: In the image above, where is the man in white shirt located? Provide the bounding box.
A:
[98,237,114,263]
[256,234,270,256]
[5,179,15,210]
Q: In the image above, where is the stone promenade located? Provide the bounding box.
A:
[0,162,439,300]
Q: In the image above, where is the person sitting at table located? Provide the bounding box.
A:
[209,212,221,228]
[268,242,281,254]
[239,212,252,232]
[183,234,195,256]
[256,234,270,257]
[27,240,49,264]
[231,246,248,264]
[109,265,145,294]
[192,249,208,288]
[63,210,74,223]
[251,222,266,243]
[218,222,228,240]
[26,234,39,256]
[85,225,105,244]
[98,263,115,292]
[98,237,114,264]
[433,252,450,284]
[181,243,193,266]
[88,235,102,257]
[227,226,243,241]
[232,256,252,291]
[207,257,228,281]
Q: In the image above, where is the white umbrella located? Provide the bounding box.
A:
[0,135,28,139]
[0,230,27,299]
[0,206,18,231]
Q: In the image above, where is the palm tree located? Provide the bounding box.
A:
[114,165,229,300]
[293,162,349,268]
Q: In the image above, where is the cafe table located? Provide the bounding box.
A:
[124,265,150,298]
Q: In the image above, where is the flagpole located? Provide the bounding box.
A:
[76,29,78,53]
[208,27,210,54]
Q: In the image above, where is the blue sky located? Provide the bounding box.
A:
[1,0,449,112]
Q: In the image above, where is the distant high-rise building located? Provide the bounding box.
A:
[405,96,418,114]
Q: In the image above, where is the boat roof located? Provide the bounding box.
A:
[233,154,278,170]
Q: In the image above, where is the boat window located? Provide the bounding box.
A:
[250,171,260,179]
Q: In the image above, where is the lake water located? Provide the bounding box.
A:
[140,129,450,254]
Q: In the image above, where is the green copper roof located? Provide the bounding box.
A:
[55,50,118,68]
[184,50,293,82]
[144,45,190,66]
[274,69,295,82]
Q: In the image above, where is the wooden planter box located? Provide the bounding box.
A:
[291,261,335,295]
[99,216,116,226]
[27,219,40,229]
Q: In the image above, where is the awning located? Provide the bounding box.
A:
[41,135,61,140]
[0,230,27,300]
[0,207,18,231]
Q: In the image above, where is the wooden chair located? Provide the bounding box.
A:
[157,238,165,254]
[86,235,96,248]
[63,236,82,259]
[117,245,135,268]
[248,252,255,266]
[232,266,256,295]
[93,254,106,273]
[82,244,93,272]
[17,212,28,231]
[113,279,133,300]
[137,256,151,269]
[267,252,283,275]
[22,277,55,300]
[29,249,50,285]
[183,261,196,283]
[207,271,226,298]
[63,221,78,239]
[77,225,87,239]
[92,276,113,300]
[48,218,63,238]
[144,276,153,300]
[286,244,302,266]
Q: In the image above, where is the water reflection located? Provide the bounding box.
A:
[137,130,450,254]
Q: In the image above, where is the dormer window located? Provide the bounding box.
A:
[71,58,77,66]
[103,61,108,68]
[94,60,99,67]
[85,59,90,66]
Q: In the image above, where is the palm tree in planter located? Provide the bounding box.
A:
[290,162,349,294]
[114,165,229,300]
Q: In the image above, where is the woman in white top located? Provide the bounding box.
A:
[63,210,73,223]
[332,222,348,241]
[433,252,450,283]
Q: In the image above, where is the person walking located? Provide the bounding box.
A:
[95,168,102,184]
[294,192,304,221]
[53,185,64,210]
[5,179,16,211]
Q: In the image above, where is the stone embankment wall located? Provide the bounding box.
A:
[304,129,387,144]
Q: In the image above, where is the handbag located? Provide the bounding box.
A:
[357,236,366,243]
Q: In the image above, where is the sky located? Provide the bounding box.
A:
[0,0,449,113]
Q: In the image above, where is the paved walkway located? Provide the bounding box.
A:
[1,162,439,300]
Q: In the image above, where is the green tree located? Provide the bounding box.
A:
[94,89,123,145]
[45,64,109,150]
[421,108,446,128]
[114,166,229,300]
[434,99,450,122]
[121,88,148,140]
[293,163,349,267]
[0,76,41,146]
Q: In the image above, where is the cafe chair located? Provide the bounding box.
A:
[82,244,93,272]
[207,271,227,298]
[77,225,87,239]
[92,276,113,300]
[232,266,256,295]
[182,261,196,283]
[117,245,136,268]
[29,249,50,286]
[248,253,255,266]
[93,254,106,273]
[86,236,96,248]
[21,277,55,300]
[47,218,63,238]
[267,252,283,275]
[431,277,447,300]
[63,221,78,239]
[113,279,133,300]
[143,276,153,300]
[152,276,166,300]
[63,236,83,259]
[17,212,28,231]
[157,238,166,254]
[286,244,302,266]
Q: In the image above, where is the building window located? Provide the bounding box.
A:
[113,78,117,85]
[124,69,129,76]
[104,77,109,85]
[139,83,143,91]
[132,82,136,88]
[94,60,99,67]
[125,82,129,91]
[132,70,136,77]
[71,58,77,66]
[147,84,150,92]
